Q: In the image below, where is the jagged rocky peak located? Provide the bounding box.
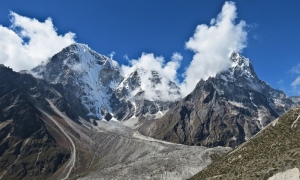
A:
[116,67,180,100]
[34,43,122,87]
[214,51,294,116]
[229,52,254,75]
[218,52,260,91]
[212,51,295,119]
[32,43,124,120]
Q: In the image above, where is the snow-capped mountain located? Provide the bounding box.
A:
[32,43,123,120]
[140,52,296,147]
[111,68,181,121]
[116,68,181,102]
[222,52,294,116]
[32,43,180,121]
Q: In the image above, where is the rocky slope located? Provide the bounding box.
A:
[77,120,230,180]
[0,65,72,179]
[140,52,296,148]
[191,106,300,180]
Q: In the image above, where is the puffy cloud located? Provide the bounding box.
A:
[0,12,75,71]
[121,1,248,101]
[121,53,182,101]
[1,1,249,103]
[180,1,247,96]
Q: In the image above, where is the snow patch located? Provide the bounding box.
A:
[291,114,300,129]
[268,168,300,180]
[229,101,245,108]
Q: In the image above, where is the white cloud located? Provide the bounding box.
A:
[292,77,300,87]
[109,51,116,60]
[291,63,300,74]
[277,79,283,85]
[123,54,129,61]
[0,12,75,71]
[121,53,182,101]
[291,64,300,91]
[121,1,248,101]
[180,1,247,96]
[1,1,249,103]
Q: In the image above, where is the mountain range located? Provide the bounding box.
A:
[0,43,298,179]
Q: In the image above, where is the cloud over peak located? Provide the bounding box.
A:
[122,53,183,101]
[181,1,247,95]
[122,1,248,99]
[0,12,75,71]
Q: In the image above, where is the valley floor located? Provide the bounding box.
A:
[43,100,230,180]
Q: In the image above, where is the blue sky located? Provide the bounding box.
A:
[0,0,300,96]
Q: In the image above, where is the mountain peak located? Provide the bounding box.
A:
[230,52,251,69]
[32,43,124,119]
[66,42,89,50]
[215,52,259,91]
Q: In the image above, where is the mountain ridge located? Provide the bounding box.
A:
[139,52,296,147]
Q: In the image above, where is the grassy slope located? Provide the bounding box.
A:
[191,107,300,180]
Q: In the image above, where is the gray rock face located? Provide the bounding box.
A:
[140,52,296,148]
